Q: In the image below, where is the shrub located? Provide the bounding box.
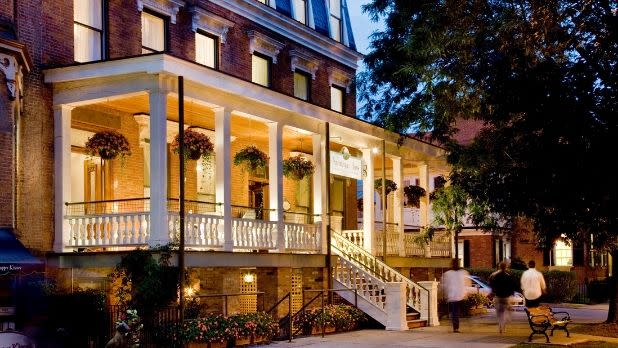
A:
[461,293,490,314]
[587,279,609,303]
[176,314,231,343]
[543,270,578,303]
[293,305,368,332]
[228,312,279,340]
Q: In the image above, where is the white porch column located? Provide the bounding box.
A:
[392,157,405,256]
[312,133,326,253]
[418,163,430,227]
[361,149,375,254]
[215,107,233,251]
[268,122,285,251]
[149,89,169,247]
[53,104,73,252]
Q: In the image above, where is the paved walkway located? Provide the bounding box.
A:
[268,305,616,348]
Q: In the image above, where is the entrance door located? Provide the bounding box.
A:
[249,181,269,220]
[84,159,112,213]
[330,176,346,228]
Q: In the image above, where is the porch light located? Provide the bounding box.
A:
[372,147,379,154]
[184,287,195,297]
[243,272,256,283]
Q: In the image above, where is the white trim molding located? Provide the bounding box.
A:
[289,49,320,79]
[0,53,18,99]
[247,30,285,64]
[137,0,185,24]
[328,67,353,93]
[189,6,235,43]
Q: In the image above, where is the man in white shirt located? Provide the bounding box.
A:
[520,260,547,307]
[441,258,471,332]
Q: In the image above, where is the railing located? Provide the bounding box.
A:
[196,292,266,316]
[65,197,150,215]
[231,204,274,220]
[66,212,150,247]
[168,198,222,215]
[341,230,363,247]
[168,212,224,248]
[331,231,429,318]
[284,221,321,252]
[374,222,400,256]
[403,233,426,256]
[232,218,278,249]
[429,231,451,257]
[332,256,387,311]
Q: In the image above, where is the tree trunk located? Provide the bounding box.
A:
[606,249,618,323]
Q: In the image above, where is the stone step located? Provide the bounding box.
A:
[406,312,420,321]
[407,319,427,329]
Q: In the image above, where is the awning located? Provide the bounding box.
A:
[0,228,43,274]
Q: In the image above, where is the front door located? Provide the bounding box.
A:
[84,159,112,213]
[330,176,346,228]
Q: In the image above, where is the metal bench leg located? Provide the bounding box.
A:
[544,332,550,343]
[565,326,570,337]
[550,327,555,336]
[528,332,534,342]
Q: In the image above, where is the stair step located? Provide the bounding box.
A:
[406,312,420,321]
[407,319,427,329]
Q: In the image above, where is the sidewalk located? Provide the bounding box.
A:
[267,307,617,348]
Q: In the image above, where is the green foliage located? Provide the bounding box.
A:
[374,178,398,196]
[543,270,578,303]
[462,293,490,313]
[233,146,268,172]
[282,155,315,180]
[171,129,214,161]
[228,312,279,339]
[403,185,426,208]
[294,304,368,332]
[510,257,529,271]
[172,312,278,344]
[111,248,179,317]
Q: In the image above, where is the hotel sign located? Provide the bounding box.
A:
[330,147,362,180]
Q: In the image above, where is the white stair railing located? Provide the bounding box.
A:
[331,232,429,319]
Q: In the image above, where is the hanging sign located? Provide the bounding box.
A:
[330,147,362,180]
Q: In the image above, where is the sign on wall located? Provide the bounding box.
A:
[330,147,362,180]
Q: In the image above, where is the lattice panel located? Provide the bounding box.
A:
[291,269,303,314]
[239,273,257,314]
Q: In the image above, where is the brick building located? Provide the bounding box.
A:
[0,0,453,331]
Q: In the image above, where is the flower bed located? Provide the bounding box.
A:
[293,305,367,335]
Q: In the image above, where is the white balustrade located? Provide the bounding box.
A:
[333,256,387,311]
[403,233,425,256]
[66,213,150,247]
[284,222,321,252]
[374,231,401,256]
[232,218,277,249]
[341,230,363,247]
[429,231,452,257]
[168,212,224,248]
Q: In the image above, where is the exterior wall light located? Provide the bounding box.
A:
[243,273,256,283]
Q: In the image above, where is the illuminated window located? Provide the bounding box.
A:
[195,31,217,68]
[294,71,310,100]
[256,0,269,5]
[74,0,103,62]
[329,0,341,42]
[554,238,573,266]
[252,54,271,87]
[141,11,166,53]
[330,86,344,112]
[292,0,307,24]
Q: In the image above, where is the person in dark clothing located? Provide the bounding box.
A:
[489,261,518,333]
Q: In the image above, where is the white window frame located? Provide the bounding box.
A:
[330,85,344,113]
[292,0,308,25]
[73,0,104,62]
[195,31,218,68]
[252,53,271,87]
[294,70,310,100]
[141,10,167,53]
[329,0,342,42]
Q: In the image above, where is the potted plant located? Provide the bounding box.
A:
[282,155,315,180]
[85,130,131,160]
[374,178,398,196]
[403,185,426,208]
[176,314,231,348]
[233,146,268,173]
[171,129,214,161]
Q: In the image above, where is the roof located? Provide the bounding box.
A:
[0,228,43,266]
[451,119,485,145]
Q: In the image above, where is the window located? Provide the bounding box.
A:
[554,239,573,266]
[195,31,217,68]
[292,0,307,24]
[330,86,344,112]
[294,71,310,100]
[256,0,269,5]
[141,11,166,53]
[252,54,271,87]
[329,0,342,42]
[74,0,104,62]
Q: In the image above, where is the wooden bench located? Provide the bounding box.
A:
[524,305,571,343]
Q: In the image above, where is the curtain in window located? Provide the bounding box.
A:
[294,72,308,100]
[293,0,306,24]
[74,0,102,62]
[251,55,270,87]
[196,33,216,68]
[330,86,343,112]
[141,12,165,52]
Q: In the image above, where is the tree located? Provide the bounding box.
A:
[361,0,618,322]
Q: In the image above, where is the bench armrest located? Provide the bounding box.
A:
[551,311,571,321]
[529,314,551,326]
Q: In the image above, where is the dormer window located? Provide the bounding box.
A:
[292,0,307,25]
[329,0,342,42]
[141,10,167,53]
[74,0,104,62]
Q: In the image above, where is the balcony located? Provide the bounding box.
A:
[64,198,322,253]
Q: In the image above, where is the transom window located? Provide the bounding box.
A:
[294,71,310,100]
[292,0,307,25]
[195,31,218,68]
[329,0,342,42]
[252,54,271,87]
[141,11,167,53]
[74,0,104,62]
[330,85,344,112]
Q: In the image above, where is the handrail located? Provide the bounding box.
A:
[196,292,265,317]
[231,204,276,211]
[65,197,150,205]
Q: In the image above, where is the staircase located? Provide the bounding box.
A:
[331,232,432,330]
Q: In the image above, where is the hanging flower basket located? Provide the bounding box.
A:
[233,146,268,173]
[374,178,398,196]
[172,129,214,161]
[282,155,315,180]
[85,130,131,160]
[403,185,426,208]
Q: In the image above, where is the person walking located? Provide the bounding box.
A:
[489,261,518,334]
[520,260,546,307]
[441,258,470,333]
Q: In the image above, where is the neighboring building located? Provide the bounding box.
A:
[0,0,450,331]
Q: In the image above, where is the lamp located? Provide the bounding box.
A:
[243,272,255,283]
